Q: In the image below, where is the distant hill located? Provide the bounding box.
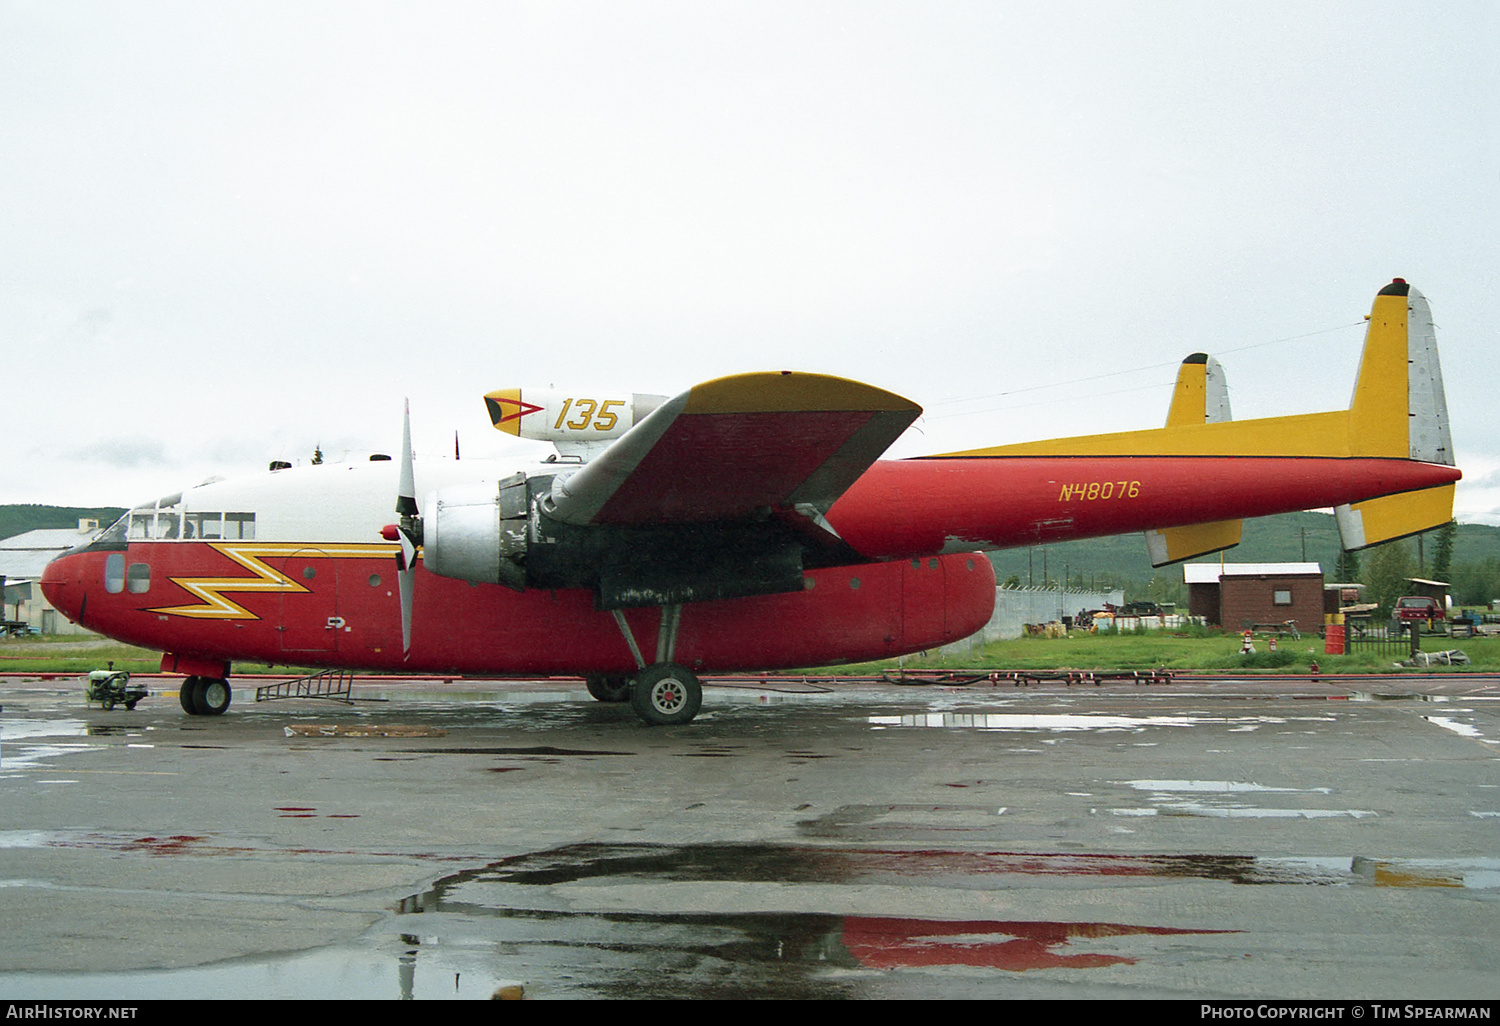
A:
[985,511,1500,591]
[0,504,126,542]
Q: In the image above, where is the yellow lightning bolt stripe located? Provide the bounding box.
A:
[149,542,400,620]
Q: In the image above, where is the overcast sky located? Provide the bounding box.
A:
[4,1,1496,523]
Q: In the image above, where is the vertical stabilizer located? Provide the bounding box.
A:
[1336,280,1457,550]
[1403,287,1454,466]
[1164,353,1232,427]
[1347,280,1454,464]
[1146,354,1243,566]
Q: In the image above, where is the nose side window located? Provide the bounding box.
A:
[105,554,125,593]
[127,563,151,594]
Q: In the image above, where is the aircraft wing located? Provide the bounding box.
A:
[544,372,921,527]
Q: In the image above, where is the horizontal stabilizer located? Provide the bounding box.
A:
[1145,519,1243,568]
[1335,483,1455,551]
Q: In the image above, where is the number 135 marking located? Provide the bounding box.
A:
[553,398,626,432]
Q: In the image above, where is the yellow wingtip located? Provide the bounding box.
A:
[683,372,921,416]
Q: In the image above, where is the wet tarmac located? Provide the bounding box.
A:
[1,673,1497,999]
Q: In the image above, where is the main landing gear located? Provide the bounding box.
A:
[179,676,232,716]
[629,663,703,726]
[585,665,704,725]
[585,675,632,703]
[599,605,705,726]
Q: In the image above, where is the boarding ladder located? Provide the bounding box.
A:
[255,668,356,705]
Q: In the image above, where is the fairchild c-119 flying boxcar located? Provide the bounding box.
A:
[42,280,1459,725]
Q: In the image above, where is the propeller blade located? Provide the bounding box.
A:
[397,399,418,518]
[394,398,421,655]
[397,531,417,573]
[397,563,414,655]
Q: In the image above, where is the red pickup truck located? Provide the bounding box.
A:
[1395,596,1445,623]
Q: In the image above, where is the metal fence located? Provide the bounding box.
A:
[1345,625,1416,659]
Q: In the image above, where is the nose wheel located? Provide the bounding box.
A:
[629,663,702,726]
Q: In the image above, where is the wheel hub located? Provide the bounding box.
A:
[652,679,685,712]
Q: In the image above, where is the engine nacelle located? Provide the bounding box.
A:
[419,466,816,610]
[421,474,534,591]
[483,388,665,445]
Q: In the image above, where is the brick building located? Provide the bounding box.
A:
[1183,562,1325,632]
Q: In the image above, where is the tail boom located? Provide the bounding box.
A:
[828,454,1461,560]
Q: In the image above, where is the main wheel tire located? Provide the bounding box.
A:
[193,678,232,716]
[179,677,204,715]
[629,663,702,726]
[585,675,632,703]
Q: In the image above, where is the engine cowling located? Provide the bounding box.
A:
[421,474,534,591]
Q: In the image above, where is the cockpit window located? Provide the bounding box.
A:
[129,512,179,539]
[97,515,129,547]
[225,513,255,539]
[121,502,254,541]
[185,512,221,539]
[181,512,256,540]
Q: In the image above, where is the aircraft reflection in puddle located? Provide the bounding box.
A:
[839,917,1230,971]
[4,839,1496,998]
[391,848,1240,996]
[382,841,1498,995]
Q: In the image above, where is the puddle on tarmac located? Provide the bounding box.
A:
[4,841,1495,999]
[369,844,1497,996]
[1124,779,1332,794]
[0,741,96,774]
[1350,857,1500,889]
[1114,806,1378,819]
[1,719,159,775]
[434,842,1500,890]
[1,719,89,742]
[1347,691,1450,703]
[0,912,1232,1000]
[1422,715,1497,744]
[1115,778,1376,819]
[0,829,479,862]
[866,712,1332,731]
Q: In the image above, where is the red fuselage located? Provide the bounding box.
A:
[39,453,1459,678]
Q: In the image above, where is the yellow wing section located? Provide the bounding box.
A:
[546,372,922,526]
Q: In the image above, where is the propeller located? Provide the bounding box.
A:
[391,400,422,654]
